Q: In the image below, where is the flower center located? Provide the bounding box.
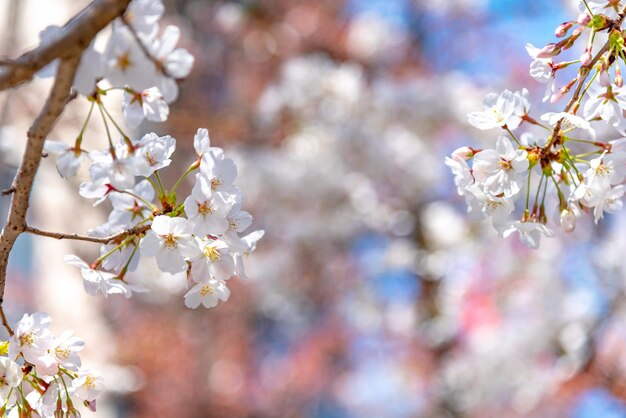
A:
[498,158,512,170]
[198,202,214,215]
[200,284,215,297]
[84,376,96,390]
[20,331,35,347]
[204,246,221,262]
[228,219,239,230]
[117,52,132,71]
[163,234,177,248]
[55,346,71,359]
[210,177,223,191]
[145,152,158,166]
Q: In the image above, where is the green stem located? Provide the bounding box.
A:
[582,0,594,15]
[119,190,157,211]
[505,127,522,147]
[97,101,116,159]
[154,171,166,196]
[118,243,139,280]
[525,170,532,211]
[100,100,131,146]
[533,175,545,210]
[75,101,95,150]
[170,163,198,194]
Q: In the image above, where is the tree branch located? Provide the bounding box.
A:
[0,57,80,306]
[24,223,151,245]
[0,0,131,91]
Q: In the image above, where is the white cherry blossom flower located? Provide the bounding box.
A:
[190,238,235,281]
[103,26,156,91]
[43,140,90,178]
[50,331,84,371]
[503,220,554,249]
[184,278,230,309]
[9,312,54,366]
[526,43,556,102]
[140,216,201,274]
[0,357,21,406]
[593,184,624,223]
[584,81,626,128]
[107,180,155,229]
[200,150,240,197]
[234,230,264,280]
[541,112,597,139]
[133,132,176,176]
[64,255,139,298]
[72,370,105,402]
[148,25,195,102]
[122,87,169,128]
[184,174,233,237]
[463,184,515,235]
[123,0,164,38]
[194,128,213,157]
[467,89,525,131]
[223,199,253,243]
[445,154,474,195]
[472,135,529,198]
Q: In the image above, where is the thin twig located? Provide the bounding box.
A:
[0,187,14,196]
[0,305,13,336]
[24,223,151,245]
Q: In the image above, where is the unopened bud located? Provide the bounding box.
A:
[616,67,623,87]
[551,78,576,103]
[580,49,592,66]
[537,43,560,58]
[451,146,474,160]
[599,69,611,87]
[560,209,576,232]
[555,21,574,38]
[577,12,591,26]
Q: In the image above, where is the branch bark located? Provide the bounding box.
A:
[24,224,151,245]
[0,0,131,91]
[0,57,80,306]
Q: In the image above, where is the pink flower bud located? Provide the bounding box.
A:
[550,89,566,103]
[560,209,576,233]
[599,70,611,87]
[555,22,573,38]
[451,146,474,160]
[578,12,591,26]
[580,50,592,66]
[537,43,559,58]
[616,67,623,87]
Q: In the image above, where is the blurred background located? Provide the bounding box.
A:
[3,0,626,417]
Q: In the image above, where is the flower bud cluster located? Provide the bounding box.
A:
[0,313,103,417]
[447,0,626,248]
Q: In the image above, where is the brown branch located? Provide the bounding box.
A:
[0,187,14,196]
[563,42,610,115]
[0,57,80,306]
[0,0,131,91]
[0,305,13,336]
[24,223,151,245]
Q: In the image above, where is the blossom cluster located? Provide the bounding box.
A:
[39,0,262,309]
[0,313,103,417]
[0,0,263,414]
[447,0,626,248]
